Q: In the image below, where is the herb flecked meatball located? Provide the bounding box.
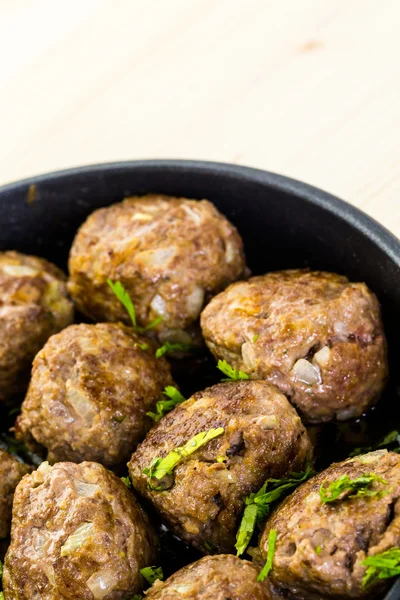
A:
[146,554,271,599]
[201,270,388,423]
[68,195,246,345]
[129,380,312,554]
[0,450,30,538]
[3,461,157,600]
[0,251,74,404]
[15,323,175,469]
[259,450,400,599]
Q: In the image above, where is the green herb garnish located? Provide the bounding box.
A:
[140,566,164,585]
[155,342,193,358]
[252,334,259,343]
[107,279,162,334]
[0,593,4,600]
[319,473,387,503]
[350,430,400,457]
[235,462,313,556]
[112,414,126,423]
[315,545,322,554]
[121,476,132,488]
[258,529,277,582]
[217,359,249,381]
[143,428,224,491]
[146,386,186,422]
[362,548,400,588]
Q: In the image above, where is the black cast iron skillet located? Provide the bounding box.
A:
[0,160,399,599]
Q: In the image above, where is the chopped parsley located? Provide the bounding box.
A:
[217,359,249,381]
[350,430,400,457]
[235,462,313,556]
[252,334,259,343]
[362,548,400,588]
[147,386,186,422]
[315,545,322,554]
[121,476,132,488]
[155,342,193,358]
[319,473,388,503]
[140,566,164,585]
[107,279,162,334]
[0,593,4,600]
[257,529,277,582]
[112,414,126,423]
[143,428,224,491]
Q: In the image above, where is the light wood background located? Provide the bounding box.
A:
[1,0,400,236]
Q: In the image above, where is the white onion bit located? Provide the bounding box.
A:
[186,286,205,318]
[292,359,322,385]
[150,294,168,317]
[313,346,331,368]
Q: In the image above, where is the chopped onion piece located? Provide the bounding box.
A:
[87,568,119,599]
[313,346,331,367]
[132,212,154,222]
[150,294,168,317]
[60,522,94,556]
[241,342,256,370]
[73,480,100,497]
[292,359,321,385]
[186,286,204,318]
[225,240,236,264]
[2,264,39,277]
[333,321,349,339]
[66,382,96,426]
[182,204,202,224]
[137,247,176,268]
[255,415,280,430]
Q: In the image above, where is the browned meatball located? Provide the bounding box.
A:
[68,195,246,345]
[0,251,74,404]
[15,323,174,469]
[259,450,400,600]
[201,270,388,423]
[129,380,312,553]
[146,554,271,599]
[0,450,30,538]
[3,461,157,600]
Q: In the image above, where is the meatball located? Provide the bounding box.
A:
[15,323,175,469]
[146,554,271,599]
[68,195,246,344]
[201,269,387,423]
[0,251,74,404]
[0,450,30,538]
[259,449,400,599]
[3,461,157,600]
[129,380,312,553]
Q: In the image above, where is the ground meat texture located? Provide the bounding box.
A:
[3,461,157,600]
[201,269,388,423]
[146,554,271,599]
[128,380,312,554]
[0,450,30,538]
[259,450,400,600]
[68,195,246,344]
[0,251,74,404]
[15,323,175,469]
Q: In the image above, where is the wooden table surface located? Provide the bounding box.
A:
[1,0,399,236]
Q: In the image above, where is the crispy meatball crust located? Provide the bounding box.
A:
[146,554,271,599]
[3,461,157,600]
[15,323,175,469]
[0,450,30,538]
[259,450,400,599]
[201,269,388,423]
[128,380,312,553]
[68,195,246,342]
[0,251,74,404]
